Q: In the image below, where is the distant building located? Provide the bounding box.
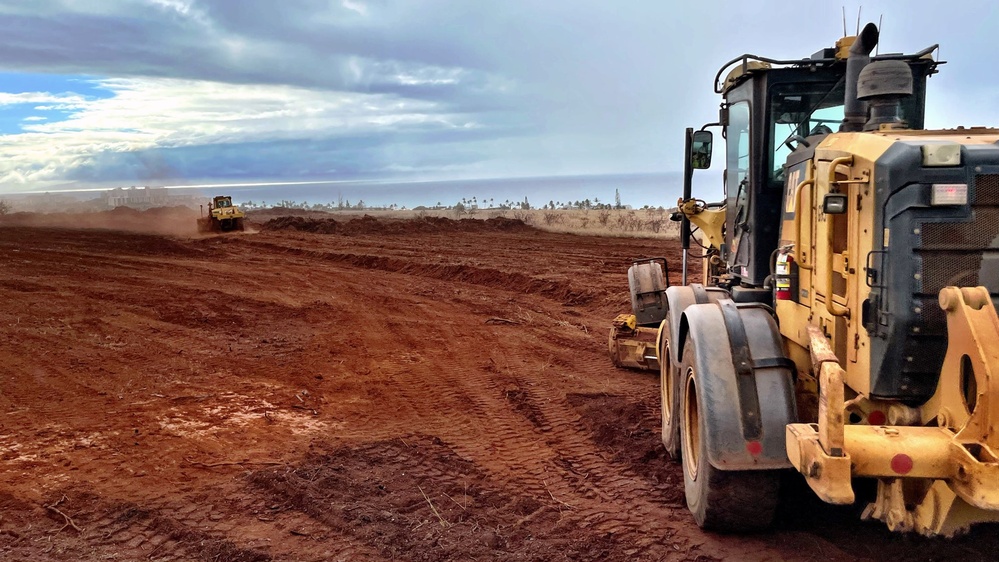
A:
[103,186,172,209]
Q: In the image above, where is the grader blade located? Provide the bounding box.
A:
[608,314,660,371]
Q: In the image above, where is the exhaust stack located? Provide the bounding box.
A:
[840,23,880,132]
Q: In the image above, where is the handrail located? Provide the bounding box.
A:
[713,44,941,93]
[793,178,816,270]
[825,156,853,317]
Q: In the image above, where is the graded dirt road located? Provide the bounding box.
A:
[1,210,996,561]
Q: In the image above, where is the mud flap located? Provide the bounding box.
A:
[679,300,797,470]
[627,259,669,325]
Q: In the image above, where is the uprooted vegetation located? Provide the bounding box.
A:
[260,214,530,235]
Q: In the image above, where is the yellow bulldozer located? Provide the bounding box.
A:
[609,23,999,536]
[197,195,246,233]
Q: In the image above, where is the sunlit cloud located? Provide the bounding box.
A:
[341,0,368,17]
[0,92,90,107]
[145,0,211,26]
[0,76,473,186]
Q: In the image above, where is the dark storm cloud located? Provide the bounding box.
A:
[0,1,512,100]
[63,128,493,185]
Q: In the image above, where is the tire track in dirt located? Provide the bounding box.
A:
[341,296,694,561]
[308,243,684,544]
[0,490,273,562]
[479,357,693,558]
[249,234,676,554]
[248,436,624,562]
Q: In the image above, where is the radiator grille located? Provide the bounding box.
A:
[974,174,999,204]
[873,174,999,401]
[916,175,999,301]
[921,207,999,249]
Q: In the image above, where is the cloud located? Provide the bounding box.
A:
[0,0,997,195]
[341,0,368,17]
[0,91,90,108]
[0,75,489,186]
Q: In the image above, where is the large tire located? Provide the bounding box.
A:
[659,315,681,459]
[679,331,779,532]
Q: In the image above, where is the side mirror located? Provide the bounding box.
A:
[690,130,713,170]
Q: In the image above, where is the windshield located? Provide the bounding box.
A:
[769,81,846,183]
[769,74,927,183]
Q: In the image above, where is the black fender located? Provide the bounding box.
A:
[678,300,797,471]
[660,284,729,368]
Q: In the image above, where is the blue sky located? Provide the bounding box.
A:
[0,1,997,197]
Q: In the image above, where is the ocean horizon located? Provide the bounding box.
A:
[1,172,727,210]
[174,172,724,209]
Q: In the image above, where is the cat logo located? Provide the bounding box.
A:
[784,167,802,214]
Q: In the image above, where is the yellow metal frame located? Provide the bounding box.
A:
[786,287,999,535]
[677,199,726,250]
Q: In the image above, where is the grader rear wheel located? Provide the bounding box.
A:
[679,331,779,532]
[659,315,681,459]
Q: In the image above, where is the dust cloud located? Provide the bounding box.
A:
[0,206,205,237]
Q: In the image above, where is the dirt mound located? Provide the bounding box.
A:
[0,206,201,236]
[261,214,530,236]
[238,238,596,305]
[246,207,333,219]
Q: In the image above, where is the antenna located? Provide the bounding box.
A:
[842,7,847,36]
[856,6,862,35]
[876,14,883,55]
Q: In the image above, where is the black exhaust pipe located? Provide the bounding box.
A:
[840,23,879,133]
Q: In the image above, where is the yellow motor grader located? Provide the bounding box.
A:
[197,195,245,233]
[608,23,999,536]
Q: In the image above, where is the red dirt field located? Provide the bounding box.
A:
[1,209,998,561]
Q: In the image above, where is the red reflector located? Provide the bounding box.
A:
[868,410,887,426]
[746,441,763,456]
[891,454,914,475]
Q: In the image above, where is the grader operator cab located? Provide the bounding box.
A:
[609,23,999,536]
[198,195,245,233]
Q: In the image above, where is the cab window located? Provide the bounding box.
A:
[725,101,751,221]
